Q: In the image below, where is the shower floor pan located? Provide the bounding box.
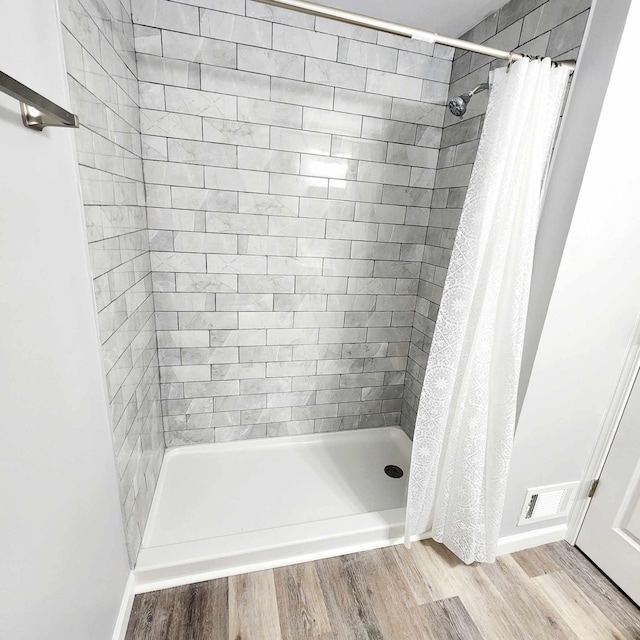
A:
[135,426,417,592]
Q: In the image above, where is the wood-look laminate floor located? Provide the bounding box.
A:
[125,541,640,640]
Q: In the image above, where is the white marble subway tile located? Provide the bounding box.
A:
[157,330,210,348]
[361,116,417,144]
[326,220,378,242]
[420,80,450,106]
[434,164,474,189]
[303,107,362,137]
[246,0,316,28]
[205,167,269,193]
[239,193,299,217]
[268,216,326,238]
[203,117,270,148]
[200,9,272,48]
[469,21,522,72]
[386,143,439,168]
[184,380,240,399]
[140,80,166,110]
[350,240,400,261]
[293,313,345,329]
[210,330,268,347]
[132,0,199,35]
[178,311,238,330]
[314,17,378,43]
[354,203,405,224]
[267,328,320,345]
[142,134,168,161]
[164,86,237,119]
[172,232,238,255]
[270,127,332,156]
[155,292,216,311]
[141,109,202,140]
[297,238,351,259]
[238,312,294,329]
[396,51,452,82]
[216,294,274,312]
[160,364,211,382]
[337,39,398,72]
[330,136,387,162]
[134,25,161,56]
[377,224,427,244]
[238,148,301,174]
[170,187,237,213]
[238,44,304,81]
[333,88,392,119]
[382,185,433,208]
[268,256,323,276]
[391,98,445,127]
[162,30,236,68]
[238,234,297,260]
[175,273,237,293]
[521,0,590,44]
[357,161,410,186]
[238,97,303,129]
[322,258,374,277]
[137,54,199,89]
[299,198,355,221]
[201,65,270,100]
[238,275,295,293]
[271,77,334,109]
[270,173,329,199]
[151,251,206,273]
[272,23,338,60]
[207,254,267,274]
[168,139,237,168]
[300,155,357,180]
[147,208,205,232]
[365,69,422,101]
[328,179,382,204]
[205,212,268,236]
[144,160,204,187]
[304,58,366,91]
[409,167,437,189]
[415,125,442,149]
[241,407,292,425]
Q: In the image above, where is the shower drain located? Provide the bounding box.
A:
[384,465,404,478]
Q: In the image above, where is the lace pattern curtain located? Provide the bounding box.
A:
[405,58,570,564]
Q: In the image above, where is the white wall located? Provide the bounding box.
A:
[502,0,639,538]
[0,2,131,638]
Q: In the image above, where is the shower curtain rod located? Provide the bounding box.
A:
[257,0,577,71]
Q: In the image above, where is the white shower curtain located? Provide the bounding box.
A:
[405,58,570,564]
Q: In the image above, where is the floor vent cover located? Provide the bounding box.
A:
[518,481,580,526]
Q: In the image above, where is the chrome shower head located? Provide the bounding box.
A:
[448,93,472,117]
[448,83,490,117]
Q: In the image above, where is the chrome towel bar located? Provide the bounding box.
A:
[0,70,79,131]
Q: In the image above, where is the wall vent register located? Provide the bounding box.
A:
[518,481,580,526]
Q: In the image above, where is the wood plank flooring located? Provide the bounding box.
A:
[125,541,640,639]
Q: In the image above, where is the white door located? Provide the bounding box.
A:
[577,370,640,605]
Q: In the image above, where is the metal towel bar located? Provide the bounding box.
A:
[0,70,79,131]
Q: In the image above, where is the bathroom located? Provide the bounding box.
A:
[2,0,640,637]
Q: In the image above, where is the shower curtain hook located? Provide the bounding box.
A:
[506,52,515,73]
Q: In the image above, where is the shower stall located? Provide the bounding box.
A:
[58,0,591,589]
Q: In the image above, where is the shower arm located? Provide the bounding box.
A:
[468,83,490,97]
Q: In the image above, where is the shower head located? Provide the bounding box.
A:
[448,83,489,117]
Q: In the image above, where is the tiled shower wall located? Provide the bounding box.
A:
[401,0,592,436]
[132,0,454,444]
[60,0,164,560]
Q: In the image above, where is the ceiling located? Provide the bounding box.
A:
[323,0,508,38]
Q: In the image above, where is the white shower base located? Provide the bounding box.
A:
[135,426,418,592]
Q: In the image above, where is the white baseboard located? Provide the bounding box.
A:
[497,524,567,556]
[118,524,567,632]
[112,572,136,640]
